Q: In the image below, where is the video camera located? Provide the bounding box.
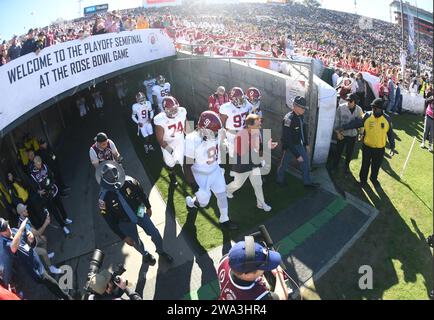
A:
[83,249,127,298]
[248,225,299,300]
[42,176,58,200]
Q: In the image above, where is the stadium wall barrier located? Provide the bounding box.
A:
[362,72,425,114]
[0,29,176,134]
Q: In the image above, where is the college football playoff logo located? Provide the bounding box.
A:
[147,33,159,53]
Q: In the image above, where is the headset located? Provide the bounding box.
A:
[248,225,302,300]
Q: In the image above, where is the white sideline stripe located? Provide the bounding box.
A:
[400,137,416,178]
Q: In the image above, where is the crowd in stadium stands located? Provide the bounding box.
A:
[0,2,433,105]
[1,3,432,87]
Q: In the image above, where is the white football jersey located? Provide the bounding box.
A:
[153,107,187,143]
[152,83,171,107]
[219,101,253,131]
[143,78,156,102]
[131,102,153,124]
[185,131,219,174]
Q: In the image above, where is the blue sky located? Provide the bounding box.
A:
[0,0,433,41]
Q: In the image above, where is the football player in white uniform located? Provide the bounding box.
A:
[154,96,187,186]
[152,75,171,114]
[246,87,262,117]
[132,92,155,154]
[219,87,253,159]
[143,73,156,103]
[184,111,238,230]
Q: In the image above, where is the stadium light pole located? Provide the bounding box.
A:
[415,0,420,76]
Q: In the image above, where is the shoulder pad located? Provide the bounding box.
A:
[283,112,292,127]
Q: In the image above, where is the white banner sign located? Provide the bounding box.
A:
[0,29,176,132]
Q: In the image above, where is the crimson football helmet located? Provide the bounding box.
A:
[198,111,222,141]
[136,92,146,104]
[246,87,261,108]
[162,96,179,118]
[229,87,245,107]
[157,75,166,87]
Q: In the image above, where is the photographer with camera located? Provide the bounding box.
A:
[97,161,173,265]
[83,249,141,300]
[217,236,289,300]
[87,271,141,300]
[29,156,72,235]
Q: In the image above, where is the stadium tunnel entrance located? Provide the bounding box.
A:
[0,51,331,221]
[0,57,175,221]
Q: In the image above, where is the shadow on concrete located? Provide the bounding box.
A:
[314,162,432,299]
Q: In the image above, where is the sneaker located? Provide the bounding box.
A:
[257,202,272,212]
[159,252,174,264]
[226,191,234,199]
[220,220,238,230]
[143,253,156,266]
[48,252,55,259]
[429,145,433,152]
[64,218,73,225]
[49,266,64,275]
[63,227,70,235]
[420,142,426,149]
[186,196,197,208]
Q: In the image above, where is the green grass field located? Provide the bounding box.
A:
[125,116,305,252]
[313,113,433,300]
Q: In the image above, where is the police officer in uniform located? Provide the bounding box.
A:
[89,133,122,168]
[97,161,173,265]
[332,93,364,173]
[276,96,319,188]
[341,98,396,187]
[217,237,288,300]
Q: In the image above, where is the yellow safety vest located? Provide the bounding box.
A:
[12,182,29,203]
[24,137,40,152]
[0,182,12,205]
[363,114,391,149]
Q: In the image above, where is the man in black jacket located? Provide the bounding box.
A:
[20,29,36,56]
[276,96,319,188]
[37,138,70,195]
[97,162,173,265]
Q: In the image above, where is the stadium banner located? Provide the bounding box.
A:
[313,76,337,165]
[0,29,176,132]
[407,3,415,55]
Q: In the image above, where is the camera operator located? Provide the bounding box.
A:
[96,161,173,265]
[87,270,141,300]
[29,156,72,235]
[217,237,289,300]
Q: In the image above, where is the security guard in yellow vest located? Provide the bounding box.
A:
[341,98,396,187]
